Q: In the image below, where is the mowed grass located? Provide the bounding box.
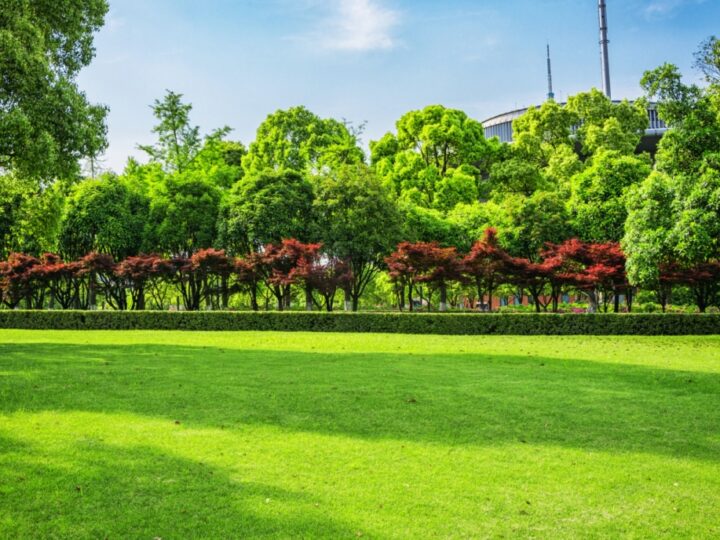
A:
[1,331,719,539]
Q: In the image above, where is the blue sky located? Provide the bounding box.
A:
[77,0,719,172]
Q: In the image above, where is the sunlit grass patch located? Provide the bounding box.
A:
[1,330,719,538]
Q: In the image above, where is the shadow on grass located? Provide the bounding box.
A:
[1,343,719,461]
[0,435,353,538]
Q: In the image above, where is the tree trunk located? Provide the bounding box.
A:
[221,275,229,310]
[88,272,96,309]
[283,285,292,310]
[439,283,447,312]
[249,286,259,311]
[586,290,598,313]
[305,287,313,311]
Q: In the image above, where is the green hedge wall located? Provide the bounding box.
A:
[0,310,719,335]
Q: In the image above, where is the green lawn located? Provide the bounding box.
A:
[1,331,719,538]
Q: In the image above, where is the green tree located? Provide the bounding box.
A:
[0,175,64,257]
[370,105,498,210]
[566,89,648,156]
[669,167,720,267]
[0,0,109,180]
[188,139,246,189]
[512,100,577,152]
[143,175,221,256]
[495,191,571,260]
[642,64,720,175]
[400,202,466,249]
[58,174,149,260]
[313,164,401,311]
[446,201,497,251]
[694,36,720,85]
[622,171,677,290]
[217,169,314,254]
[242,106,364,176]
[569,150,652,242]
[139,91,202,173]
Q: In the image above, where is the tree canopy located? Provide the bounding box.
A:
[0,0,109,180]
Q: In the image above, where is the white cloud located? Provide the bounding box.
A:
[644,0,707,18]
[316,0,401,52]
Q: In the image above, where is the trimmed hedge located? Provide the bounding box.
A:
[0,310,719,335]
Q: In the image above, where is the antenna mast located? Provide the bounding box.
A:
[598,0,611,98]
[546,43,555,100]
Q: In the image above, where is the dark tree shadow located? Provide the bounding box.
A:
[1,342,719,461]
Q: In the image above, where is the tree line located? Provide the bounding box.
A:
[1,3,719,312]
[2,231,719,313]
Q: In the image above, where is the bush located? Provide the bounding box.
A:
[0,310,718,335]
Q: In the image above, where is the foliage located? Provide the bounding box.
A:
[565,90,649,156]
[218,169,314,253]
[569,150,651,242]
[371,105,498,209]
[58,175,149,261]
[694,36,720,85]
[462,228,510,311]
[0,310,719,335]
[143,174,221,256]
[242,106,363,176]
[0,175,64,257]
[312,164,401,310]
[0,0,109,180]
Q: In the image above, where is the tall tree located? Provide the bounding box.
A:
[139,91,201,173]
[569,150,651,242]
[242,106,364,176]
[371,105,498,210]
[0,0,109,180]
[622,171,677,300]
[313,164,401,311]
[565,89,648,156]
[143,175,221,257]
[58,175,149,261]
[217,169,314,254]
[694,36,720,85]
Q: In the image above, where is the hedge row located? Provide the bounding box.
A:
[0,310,719,335]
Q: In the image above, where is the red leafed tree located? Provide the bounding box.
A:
[34,253,82,309]
[191,248,233,309]
[385,242,428,311]
[415,244,464,311]
[78,252,127,310]
[116,254,174,310]
[387,242,463,311]
[168,256,201,311]
[291,255,351,312]
[0,253,41,309]
[504,257,552,313]
[662,261,720,313]
[543,240,628,312]
[262,239,321,311]
[462,228,510,312]
[234,253,265,311]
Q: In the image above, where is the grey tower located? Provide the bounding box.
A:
[598,0,611,98]
[546,43,555,100]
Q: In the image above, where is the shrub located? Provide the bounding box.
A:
[0,311,718,335]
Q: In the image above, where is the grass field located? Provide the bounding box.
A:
[1,330,719,538]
